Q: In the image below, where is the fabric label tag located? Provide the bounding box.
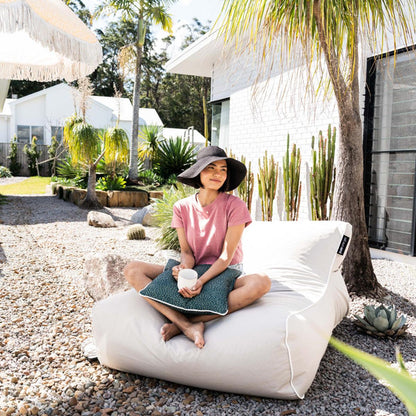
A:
[337,235,350,255]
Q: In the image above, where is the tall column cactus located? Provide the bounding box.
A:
[310,125,336,220]
[237,155,254,213]
[257,151,278,221]
[283,134,302,221]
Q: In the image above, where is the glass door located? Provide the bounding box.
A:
[365,49,416,255]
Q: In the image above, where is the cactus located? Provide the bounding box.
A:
[257,151,278,221]
[127,224,146,240]
[283,135,302,221]
[354,304,408,339]
[237,155,254,213]
[310,125,336,221]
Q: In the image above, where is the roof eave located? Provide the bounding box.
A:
[165,29,223,78]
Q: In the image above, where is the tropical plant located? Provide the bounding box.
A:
[56,155,85,179]
[96,175,127,191]
[93,0,177,182]
[283,135,301,221]
[23,136,41,176]
[152,183,196,250]
[219,1,414,294]
[64,75,130,208]
[237,155,254,213]
[64,116,130,208]
[154,137,197,180]
[354,304,408,339]
[257,151,278,221]
[127,224,146,240]
[64,116,103,208]
[310,126,336,221]
[330,338,416,416]
[138,124,164,169]
[102,126,130,178]
[7,136,21,176]
[48,136,60,176]
[0,166,12,178]
[138,169,163,186]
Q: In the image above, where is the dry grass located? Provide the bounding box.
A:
[0,176,51,195]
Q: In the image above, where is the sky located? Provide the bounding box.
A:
[83,0,224,55]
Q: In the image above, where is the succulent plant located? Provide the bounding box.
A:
[354,304,408,339]
[127,224,146,240]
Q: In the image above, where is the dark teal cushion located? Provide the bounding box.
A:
[139,259,241,315]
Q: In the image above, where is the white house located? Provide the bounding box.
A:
[166,25,416,257]
[0,83,164,145]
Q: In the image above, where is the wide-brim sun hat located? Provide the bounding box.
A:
[177,146,247,192]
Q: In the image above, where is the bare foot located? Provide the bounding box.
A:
[160,323,181,342]
[181,322,205,349]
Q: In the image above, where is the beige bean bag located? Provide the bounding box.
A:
[92,221,351,399]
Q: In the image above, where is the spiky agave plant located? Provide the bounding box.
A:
[354,304,408,339]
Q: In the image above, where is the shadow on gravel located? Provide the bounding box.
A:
[0,195,136,226]
[0,195,88,225]
[0,245,5,277]
[56,364,302,416]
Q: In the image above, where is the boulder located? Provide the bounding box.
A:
[87,211,116,228]
[82,254,133,301]
[131,205,158,226]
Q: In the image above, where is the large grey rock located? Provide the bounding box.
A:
[131,205,158,226]
[87,211,116,228]
[82,254,132,301]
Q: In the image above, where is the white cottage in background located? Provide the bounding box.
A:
[0,83,163,145]
[166,28,416,258]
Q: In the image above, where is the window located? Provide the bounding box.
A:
[364,48,416,255]
[51,126,63,143]
[211,99,230,148]
[31,126,44,145]
[17,125,30,144]
[17,125,44,145]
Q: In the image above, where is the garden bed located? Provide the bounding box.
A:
[51,183,162,208]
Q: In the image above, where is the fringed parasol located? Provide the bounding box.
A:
[0,0,102,82]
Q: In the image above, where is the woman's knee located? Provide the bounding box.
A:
[253,273,271,296]
[123,260,145,284]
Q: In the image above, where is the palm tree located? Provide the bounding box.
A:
[219,1,414,295]
[138,124,164,169]
[93,0,176,182]
[64,117,129,209]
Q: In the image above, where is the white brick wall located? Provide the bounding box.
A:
[213,52,340,221]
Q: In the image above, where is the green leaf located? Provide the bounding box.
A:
[330,337,416,416]
[373,316,390,332]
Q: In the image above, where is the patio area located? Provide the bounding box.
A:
[0,193,415,415]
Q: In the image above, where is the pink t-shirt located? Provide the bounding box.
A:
[171,192,252,265]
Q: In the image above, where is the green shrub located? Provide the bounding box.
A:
[138,169,163,186]
[0,166,12,178]
[154,137,196,180]
[152,183,196,250]
[56,155,85,179]
[23,136,41,176]
[96,175,126,191]
[48,136,60,176]
[7,136,21,176]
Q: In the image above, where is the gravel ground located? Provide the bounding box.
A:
[0,192,415,416]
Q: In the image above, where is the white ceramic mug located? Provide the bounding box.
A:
[177,268,198,290]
